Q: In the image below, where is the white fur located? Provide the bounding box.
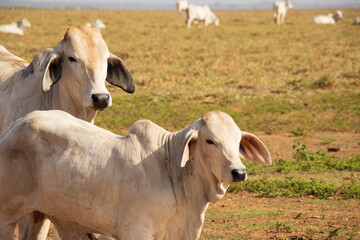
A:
[0,25,134,240]
[273,0,293,24]
[85,19,106,31]
[176,0,188,12]
[313,10,343,24]
[0,18,31,35]
[0,110,271,240]
[186,4,219,28]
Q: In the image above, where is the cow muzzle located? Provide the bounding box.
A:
[231,169,247,182]
[92,93,110,110]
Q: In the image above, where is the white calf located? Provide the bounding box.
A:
[312,10,343,24]
[273,0,293,24]
[0,110,271,240]
[176,0,188,12]
[0,25,134,240]
[186,4,219,28]
[0,18,31,35]
[85,19,106,31]
[353,17,360,25]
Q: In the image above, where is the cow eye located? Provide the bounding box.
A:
[68,57,77,62]
[206,139,215,145]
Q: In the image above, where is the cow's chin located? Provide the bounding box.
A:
[94,106,107,111]
[88,104,109,111]
[84,98,112,111]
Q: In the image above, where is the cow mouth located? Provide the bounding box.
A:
[91,93,110,110]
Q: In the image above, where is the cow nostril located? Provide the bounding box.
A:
[91,94,110,110]
[92,94,100,103]
[231,169,247,182]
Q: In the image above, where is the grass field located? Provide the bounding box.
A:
[1,7,360,240]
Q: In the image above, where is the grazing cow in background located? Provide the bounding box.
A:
[0,25,134,240]
[0,18,31,35]
[186,4,219,28]
[273,0,293,24]
[85,19,106,31]
[0,110,271,240]
[353,17,360,25]
[176,0,188,12]
[312,10,343,24]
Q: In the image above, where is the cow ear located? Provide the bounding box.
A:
[107,53,135,94]
[180,130,198,167]
[42,52,62,92]
[239,131,271,165]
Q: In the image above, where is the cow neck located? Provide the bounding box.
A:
[47,80,97,124]
[165,122,226,217]
[168,122,227,204]
[162,122,226,239]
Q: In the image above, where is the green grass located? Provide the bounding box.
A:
[0,8,359,135]
[229,177,360,199]
[1,7,358,199]
[244,141,360,175]
[1,8,359,240]
[229,141,360,199]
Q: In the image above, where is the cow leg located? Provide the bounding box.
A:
[273,12,277,23]
[53,227,98,240]
[121,224,154,240]
[18,212,50,240]
[51,221,82,240]
[50,218,97,240]
[82,233,115,240]
[187,18,192,28]
[280,13,284,24]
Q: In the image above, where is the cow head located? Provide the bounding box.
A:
[181,111,271,192]
[176,0,188,12]
[17,18,31,30]
[334,10,343,21]
[42,25,134,111]
[286,0,293,9]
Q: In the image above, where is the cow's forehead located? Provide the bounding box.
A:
[63,25,109,61]
[201,111,241,141]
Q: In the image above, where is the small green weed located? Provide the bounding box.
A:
[245,141,360,174]
[320,139,335,145]
[345,229,358,240]
[272,222,293,233]
[312,75,335,90]
[340,178,360,199]
[326,227,341,240]
[292,127,307,137]
[229,176,360,199]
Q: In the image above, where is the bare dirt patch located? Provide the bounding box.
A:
[201,192,360,240]
[200,132,360,239]
[258,132,360,161]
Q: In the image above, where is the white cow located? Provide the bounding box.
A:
[273,0,293,24]
[312,10,343,24]
[0,18,31,35]
[176,0,188,12]
[0,25,134,240]
[85,19,106,32]
[354,17,360,25]
[186,4,219,28]
[0,110,271,240]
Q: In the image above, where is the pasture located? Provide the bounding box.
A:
[1,7,359,240]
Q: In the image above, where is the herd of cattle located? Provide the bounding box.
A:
[0,0,359,35]
[0,1,357,239]
[0,10,272,240]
